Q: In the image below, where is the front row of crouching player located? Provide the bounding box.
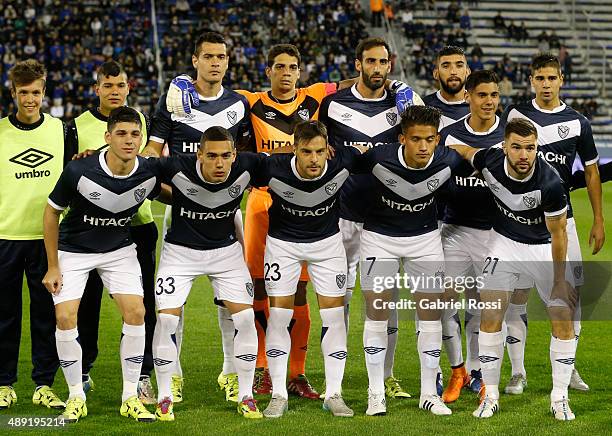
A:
[42,105,581,422]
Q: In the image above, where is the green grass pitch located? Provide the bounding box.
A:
[5,185,611,435]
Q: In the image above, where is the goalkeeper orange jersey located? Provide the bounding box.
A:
[237,82,337,152]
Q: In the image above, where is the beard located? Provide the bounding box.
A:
[439,77,465,96]
[508,158,534,176]
[362,71,387,91]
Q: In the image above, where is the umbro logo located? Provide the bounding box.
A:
[282,190,294,199]
[236,354,257,362]
[228,184,241,198]
[574,266,583,279]
[556,357,575,365]
[266,348,287,358]
[489,183,500,192]
[341,113,352,120]
[265,111,277,120]
[442,335,453,340]
[363,346,386,355]
[9,148,54,168]
[506,336,521,344]
[427,178,440,192]
[479,355,500,364]
[387,327,399,335]
[186,188,198,196]
[558,125,569,139]
[154,358,173,366]
[134,187,146,203]
[523,195,536,209]
[59,359,77,368]
[124,355,144,364]
[227,110,237,125]
[423,349,441,358]
[89,191,101,199]
[325,182,338,195]
[328,350,348,360]
[385,178,397,187]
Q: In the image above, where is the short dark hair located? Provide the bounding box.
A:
[194,31,226,57]
[293,121,327,148]
[531,53,561,75]
[504,118,538,140]
[200,126,234,149]
[107,106,142,132]
[436,46,466,63]
[355,37,390,61]
[96,60,126,84]
[9,59,46,90]
[400,105,442,133]
[267,44,301,68]
[465,70,500,92]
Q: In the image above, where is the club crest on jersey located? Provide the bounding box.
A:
[134,188,146,203]
[386,112,398,126]
[336,273,347,288]
[558,125,569,139]
[246,282,254,297]
[427,178,440,192]
[325,182,338,196]
[522,195,536,209]
[298,108,310,120]
[227,110,237,125]
[228,184,241,198]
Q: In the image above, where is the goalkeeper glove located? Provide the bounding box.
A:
[166,74,199,117]
[390,80,415,115]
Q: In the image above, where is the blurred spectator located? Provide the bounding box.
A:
[507,21,519,41]
[563,50,573,84]
[499,75,514,108]
[468,54,483,71]
[371,0,384,27]
[549,30,561,50]
[583,98,598,119]
[447,1,461,24]
[537,31,550,52]
[493,11,506,33]
[460,9,471,30]
[471,43,484,59]
[517,22,529,41]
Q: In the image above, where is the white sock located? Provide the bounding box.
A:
[343,289,353,333]
[266,307,293,399]
[442,308,463,367]
[153,313,179,401]
[232,308,258,401]
[550,336,576,401]
[479,330,504,399]
[218,306,236,375]
[56,327,85,400]
[120,323,146,402]
[574,299,582,347]
[464,306,481,374]
[175,307,184,377]
[363,318,387,394]
[384,289,399,379]
[505,303,527,377]
[320,307,347,400]
[417,320,442,396]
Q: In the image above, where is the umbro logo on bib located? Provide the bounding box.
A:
[558,125,569,139]
[134,188,146,203]
[282,190,294,199]
[89,192,101,200]
[385,178,397,187]
[522,195,536,209]
[10,148,54,168]
[228,184,241,198]
[227,110,237,125]
[325,182,338,196]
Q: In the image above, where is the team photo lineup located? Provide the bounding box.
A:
[1,0,611,432]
